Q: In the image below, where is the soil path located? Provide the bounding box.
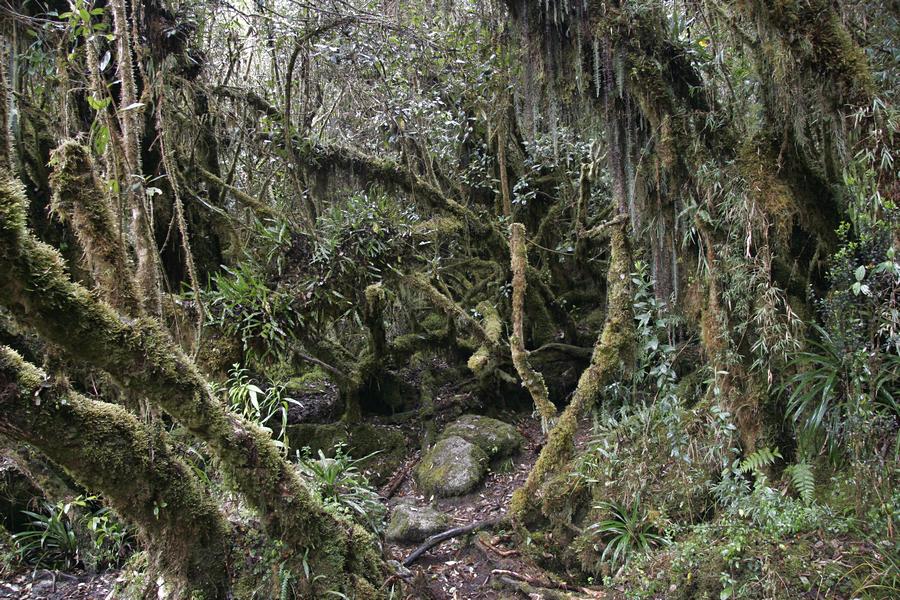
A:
[383,414,558,599]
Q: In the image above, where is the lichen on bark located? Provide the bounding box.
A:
[48,141,142,315]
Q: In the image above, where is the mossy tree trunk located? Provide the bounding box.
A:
[509,222,557,428]
[0,173,384,596]
[0,346,230,599]
[48,141,143,315]
[511,218,635,520]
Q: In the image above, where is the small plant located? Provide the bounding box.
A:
[221,365,301,452]
[784,461,816,505]
[737,446,782,478]
[13,503,79,569]
[11,496,132,571]
[587,500,668,571]
[297,443,386,535]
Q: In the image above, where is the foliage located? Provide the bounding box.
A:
[587,499,668,571]
[217,365,300,452]
[297,443,386,536]
[205,259,298,366]
[783,462,815,505]
[12,496,132,570]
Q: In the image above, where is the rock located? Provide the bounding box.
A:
[440,414,524,458]
[385,502,449,543]
[415,436,488,497]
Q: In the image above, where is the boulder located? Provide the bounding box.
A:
[440,414,524,458]
[415,436,488,497]
[385,502,449,543]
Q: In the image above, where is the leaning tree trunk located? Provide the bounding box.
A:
[511,218,635,520]
[0,173,384,596]
[0,346,230,599]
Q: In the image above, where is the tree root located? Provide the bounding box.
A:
[402,516,505,567]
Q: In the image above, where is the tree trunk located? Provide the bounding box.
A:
[0,173,383,595]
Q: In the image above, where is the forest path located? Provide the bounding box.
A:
[382,414,579,600]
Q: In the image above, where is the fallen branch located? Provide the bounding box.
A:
[492,569,605,598]
[476,536,519,558]
[497,576,574,599]
[380,453,419,499]
[402,516,504,567]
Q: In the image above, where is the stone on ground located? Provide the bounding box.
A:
[415,435,488,497]
[385,501,450,543]
[440,414,524,458]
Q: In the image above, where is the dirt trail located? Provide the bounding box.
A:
[383,415,554,599]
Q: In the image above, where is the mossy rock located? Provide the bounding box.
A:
[415,436,488,497]
[439,414,524,458]
[385,502,449,543]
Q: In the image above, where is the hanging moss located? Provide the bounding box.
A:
[738,0,873,108]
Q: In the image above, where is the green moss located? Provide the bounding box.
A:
[0,347,231,598]
[440,414,525,458]
[415,436,488,497]
[0,173,385,595]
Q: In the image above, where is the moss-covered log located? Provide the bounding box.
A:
[0,346,230,599]
[0,173,384,596]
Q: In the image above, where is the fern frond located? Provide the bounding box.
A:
[785,462,815,505]
[739,447,782,475]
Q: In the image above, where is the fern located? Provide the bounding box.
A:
[738,447,782,475]
[785,462,816,505]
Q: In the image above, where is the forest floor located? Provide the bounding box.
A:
[383,414,602,600]
[0,569,118,599]
[1,411,599,600]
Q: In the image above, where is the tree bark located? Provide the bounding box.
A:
[0,346,230,599]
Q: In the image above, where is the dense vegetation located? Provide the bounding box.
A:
[0,0,896,598]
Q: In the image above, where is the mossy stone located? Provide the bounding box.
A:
[385,502,449,543]
[440,414,524,458]
[415,436,488,497]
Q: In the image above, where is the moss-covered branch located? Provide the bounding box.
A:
[509,223,556,426]
[195,165,279,221]
[0,173,383,596]
[735,0,873,107]
[511,221,635,520]
[0,346,230,599]
[49,141,143,315]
